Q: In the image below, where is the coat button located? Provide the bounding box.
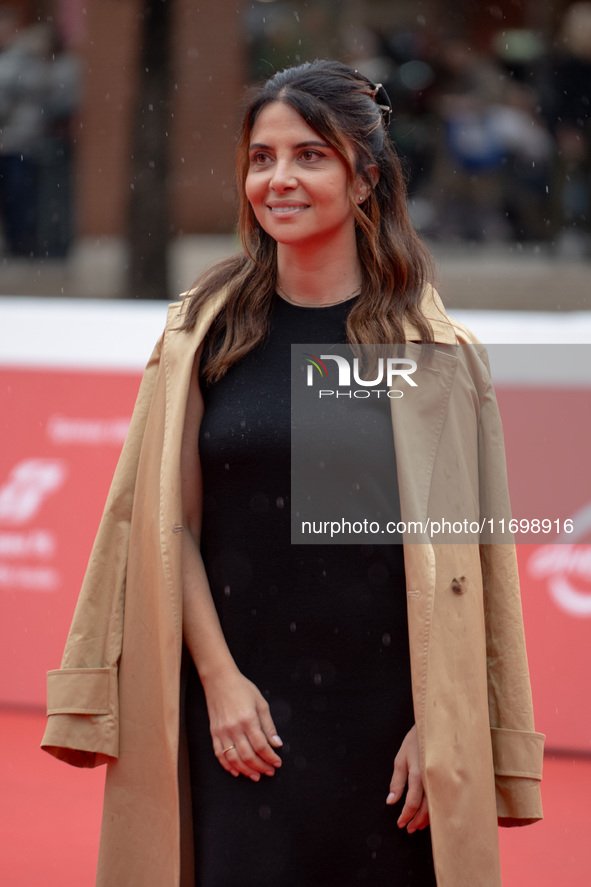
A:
[451,576,466,594]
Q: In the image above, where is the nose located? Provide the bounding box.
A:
[269,157,297,192]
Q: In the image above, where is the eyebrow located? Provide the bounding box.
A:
[248,140,331,151]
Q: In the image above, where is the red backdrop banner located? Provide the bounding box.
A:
[0,367,141,708]
[1,367,590,753]
[496,386,591,754]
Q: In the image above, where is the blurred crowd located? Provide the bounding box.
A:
[2,2,590,258]
[0,8,80,258]
[347,2,591,253]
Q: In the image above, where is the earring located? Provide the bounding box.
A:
[357,195,364,203]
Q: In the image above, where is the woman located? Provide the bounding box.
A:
[42,61,543,887]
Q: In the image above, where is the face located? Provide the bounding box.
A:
[244,101,368,252]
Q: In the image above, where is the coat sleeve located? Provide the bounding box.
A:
[474,343,545,825]
[40,334,163,768]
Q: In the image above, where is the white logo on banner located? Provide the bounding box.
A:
[0,459,68,525]
[46,414,130,445]
[528,503,591,618]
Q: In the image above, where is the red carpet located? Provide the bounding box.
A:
[0,708,104,886]
[1,708,589,885]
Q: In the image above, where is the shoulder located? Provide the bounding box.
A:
[418,284,482,346]
[446,315,481,346]
[418,286,495,389]
[165,286,231,337]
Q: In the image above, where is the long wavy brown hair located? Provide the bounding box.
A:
[181,60,435,382]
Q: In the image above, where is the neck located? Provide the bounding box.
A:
[276,238,362,306]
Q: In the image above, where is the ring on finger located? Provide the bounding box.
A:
[222,745,236,755]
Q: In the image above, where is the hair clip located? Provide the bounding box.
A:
[373,83,393,125]
[356,73,393,126]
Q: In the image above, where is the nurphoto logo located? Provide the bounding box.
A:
[303,352,418,399]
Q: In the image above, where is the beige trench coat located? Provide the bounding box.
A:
[42,286,544,887]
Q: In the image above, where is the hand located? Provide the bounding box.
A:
[386,724,429,833]
[202,667,283,782]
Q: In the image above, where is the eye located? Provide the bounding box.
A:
[300,149,323,162]
[249,151,271,166]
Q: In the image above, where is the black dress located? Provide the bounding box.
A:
[185,295,436,887]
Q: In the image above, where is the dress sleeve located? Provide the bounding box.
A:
[41,334,163,768]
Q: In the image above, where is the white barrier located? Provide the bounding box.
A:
[1,298,591,370]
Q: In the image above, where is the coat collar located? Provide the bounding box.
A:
[403,284,459,344]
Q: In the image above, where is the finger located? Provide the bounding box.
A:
[234,732,279,778]
[386,754,409,806]
[211,704,282,778]
[225,743,264,781]
[215,729,276,780]
[257,702,283,750]
[249,727,283,768]
[213,738,241,775]
[214,737,264,781]
[213,732,260,778]
[397,767,424,829]
[406,794,430,834]
[246,706,283,768]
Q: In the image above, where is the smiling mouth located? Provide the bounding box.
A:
[268,205,309,214]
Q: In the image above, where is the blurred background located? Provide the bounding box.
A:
[1,1,590,885]
[0,0,590,303]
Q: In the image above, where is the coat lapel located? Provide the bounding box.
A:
[390,294,462,760]
[389,343,459,533]
[387,343,460,749]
